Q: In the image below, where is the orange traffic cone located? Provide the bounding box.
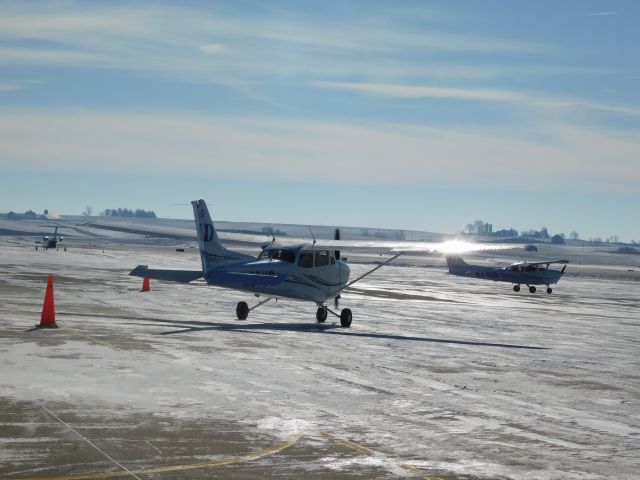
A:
[141,276,150,292]
[38,274,59,328]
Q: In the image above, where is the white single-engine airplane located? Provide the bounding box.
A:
[446,256,569,294]
[130,200,513,327]
[131,199,406,327]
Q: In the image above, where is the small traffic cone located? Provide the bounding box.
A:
[38,274,58,328]
[141,276,150,292]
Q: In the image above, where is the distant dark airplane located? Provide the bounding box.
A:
[36,226,64,251]
[446,256,568,294]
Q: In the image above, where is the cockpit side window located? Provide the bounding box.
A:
[298,252,313,268]
[315,250,329,267]
[260,249,296,263]
[272,249,296,263]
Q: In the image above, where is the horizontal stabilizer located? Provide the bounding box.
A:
[129,265,202,283]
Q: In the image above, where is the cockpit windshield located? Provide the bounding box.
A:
[259,249,296,263]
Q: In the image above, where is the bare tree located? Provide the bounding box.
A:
[82,206,93,216]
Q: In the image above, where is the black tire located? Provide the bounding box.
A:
[316,307,327,323]
[513,285,520,292]
[529,286,536,293]
[340,308,352,328]
[546,287,552,294]
[236,301,249,320]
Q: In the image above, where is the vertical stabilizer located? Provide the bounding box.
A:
[445,255,469,273]
[191,199,252,272]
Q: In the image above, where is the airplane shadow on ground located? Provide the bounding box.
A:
[126,317,548,350]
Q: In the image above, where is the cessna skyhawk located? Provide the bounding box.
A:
[446,256,569,294]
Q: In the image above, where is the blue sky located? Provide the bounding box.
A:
[1,0,638,241]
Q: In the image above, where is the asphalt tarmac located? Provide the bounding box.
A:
[1,240,638,479]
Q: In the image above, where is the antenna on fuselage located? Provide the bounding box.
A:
[308,226,316,247]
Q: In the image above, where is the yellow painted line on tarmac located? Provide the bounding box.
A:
[334,438,374,455]
[401,465,445,480]
[11,434,301,480]
[321,433,444,479]
[64,326,120,351]
[320,431,373,455]
[402,464,422,472]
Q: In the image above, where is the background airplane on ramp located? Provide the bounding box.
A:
[446,256,569,294]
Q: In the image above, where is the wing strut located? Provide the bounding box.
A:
[337,252,404,294]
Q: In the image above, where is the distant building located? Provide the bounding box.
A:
[495,228,519,237]
[551,234,566,245]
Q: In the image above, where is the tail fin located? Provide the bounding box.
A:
[445,255,468,273]
[191,199,253,272]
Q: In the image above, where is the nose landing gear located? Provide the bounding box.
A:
[316,306,328,323]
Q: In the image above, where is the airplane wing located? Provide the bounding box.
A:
[309,239,518,255]
[508,259,570,267]
[129,265,203,283]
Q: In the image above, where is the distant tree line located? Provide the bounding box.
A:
[462,219,632,245]
[8,210,38,220]
[100,208,157,218]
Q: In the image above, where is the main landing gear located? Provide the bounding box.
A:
[317,305,352,327]
[236,301,249,320]
[513,284,553,294]
[235,297,273,320]
[316,306,327,323]
[236,299,353,327]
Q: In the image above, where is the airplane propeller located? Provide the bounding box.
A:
[334,227,341,308]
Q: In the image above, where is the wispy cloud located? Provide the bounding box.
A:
[0,83,21,92]
[199,44,225,55]
[0,3,550,87]
[0,79,41,92]
[586,12,619,16]
[1,109,638,195]
[314,81,640,117]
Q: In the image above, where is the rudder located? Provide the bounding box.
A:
[191,199,252,272]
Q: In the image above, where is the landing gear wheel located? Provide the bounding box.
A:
[546,287,552,294]
[236,301,249,320]
[529,286,536,294]
[316,307,327,323]
[340,308,352,328]
[513,285,520,292]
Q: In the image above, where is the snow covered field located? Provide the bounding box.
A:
[1,240,639,479]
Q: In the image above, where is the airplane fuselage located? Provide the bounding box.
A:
[205,246,350,304]
[449,263,563,286]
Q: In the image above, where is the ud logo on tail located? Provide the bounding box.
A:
[202,223,214,242]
